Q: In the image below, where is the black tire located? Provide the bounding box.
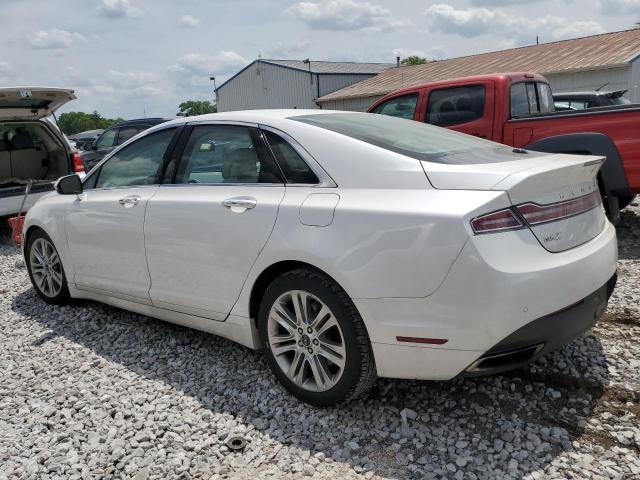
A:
[258,268,376,406]
[25,229,71,305]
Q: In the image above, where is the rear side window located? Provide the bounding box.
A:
[511,82,555,118]
[95,128,117,149]
[426,85,485,127]
[371,94,418,120]
[175,125,282,184]
[263,130,318,184]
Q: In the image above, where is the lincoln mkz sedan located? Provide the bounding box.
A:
[23,110,617,405]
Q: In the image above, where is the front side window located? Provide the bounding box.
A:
[94,128,176,188]
[175,125,281,184]
[426,85,485,127]
[96,128,117,149]
[371,94,418,120]
[263,130,318,184]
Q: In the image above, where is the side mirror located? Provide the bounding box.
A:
[91,142,98,151]
[55,174,83,195]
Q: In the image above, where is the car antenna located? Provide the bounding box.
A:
[595,82,609,92]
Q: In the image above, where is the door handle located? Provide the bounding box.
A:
[221,197,257,212]
[118,195,141,208]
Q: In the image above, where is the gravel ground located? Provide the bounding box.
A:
[1,206,639,480]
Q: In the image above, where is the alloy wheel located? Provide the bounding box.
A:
[29,237,64,298]
[267,290,346,392]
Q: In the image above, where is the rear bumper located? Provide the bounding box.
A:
[356,221,618,381]
[463,272,616,376]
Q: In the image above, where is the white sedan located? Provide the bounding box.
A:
[22,110,618,405]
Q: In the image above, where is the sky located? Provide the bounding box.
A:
[0,0,638,119]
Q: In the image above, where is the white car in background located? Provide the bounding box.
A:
[22,110,617,405]
[0,87,85,217]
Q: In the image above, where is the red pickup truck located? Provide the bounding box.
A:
[368,73,639,219]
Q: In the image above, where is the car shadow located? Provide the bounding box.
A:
[617,204,640,260]
[11,284,611,479]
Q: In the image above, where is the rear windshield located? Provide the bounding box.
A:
[292,112,530,164]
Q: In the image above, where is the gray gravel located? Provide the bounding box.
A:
[1,205,639,480]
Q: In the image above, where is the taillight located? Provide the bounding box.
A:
[471,208,523,234]
[516,191,601,226]
[71,152,85,173]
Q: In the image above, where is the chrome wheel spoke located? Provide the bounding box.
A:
[318,340,346,369]
[287,350,305,380]
[270,337,297,357]
[308,355,327,389]
[292,291,309,325]
[316,315,339,337]
[271,303,298,333]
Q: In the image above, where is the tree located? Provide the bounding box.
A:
[178,100,217,116]
[57,111,124,135]
[401,56,429,66]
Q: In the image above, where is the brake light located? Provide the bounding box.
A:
[471,208,523,234]
[71,152,85,173]
[516,191,601,226]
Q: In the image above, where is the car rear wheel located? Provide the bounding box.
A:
[26,230,70,305]
[258,268,376,406]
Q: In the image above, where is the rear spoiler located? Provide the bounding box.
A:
[605,89,627,99]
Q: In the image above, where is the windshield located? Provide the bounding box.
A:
[292,112,527,164]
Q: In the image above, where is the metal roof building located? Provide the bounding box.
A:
[216,59,393,112]
[317,29,640,111]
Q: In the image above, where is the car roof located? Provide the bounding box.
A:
[112,117,171,127]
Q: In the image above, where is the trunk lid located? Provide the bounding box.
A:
[422,153,607,252]
[0,87,76,120]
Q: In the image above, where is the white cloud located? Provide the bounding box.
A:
[0,61,14,83]
[265,40,311,58]
[285,0,404,31]
[180,15,200,28]
[424,4,604,42]
[27,28,87,49]
[98,0,143,18]
[169,51,248,78]
[600,0,640,14]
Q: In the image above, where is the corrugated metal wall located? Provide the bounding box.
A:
[218,62,317,112]
[217,63,376,112]
[545,67,631,98]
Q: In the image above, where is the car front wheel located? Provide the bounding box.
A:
[258,268,376,406]
[26,230,71,305]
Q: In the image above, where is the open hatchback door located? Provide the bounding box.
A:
[0,87,76,121]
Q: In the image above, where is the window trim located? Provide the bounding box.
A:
[169,121,285,187]
[259,125,336,187]
[83,125,181,192]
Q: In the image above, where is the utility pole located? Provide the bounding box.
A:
[210,76,218,107]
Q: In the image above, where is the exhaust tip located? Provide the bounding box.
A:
[465,343,544,374]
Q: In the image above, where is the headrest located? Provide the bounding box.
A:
[439,101,455,113]
[223,148,258,182]
[12,132,34,150]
